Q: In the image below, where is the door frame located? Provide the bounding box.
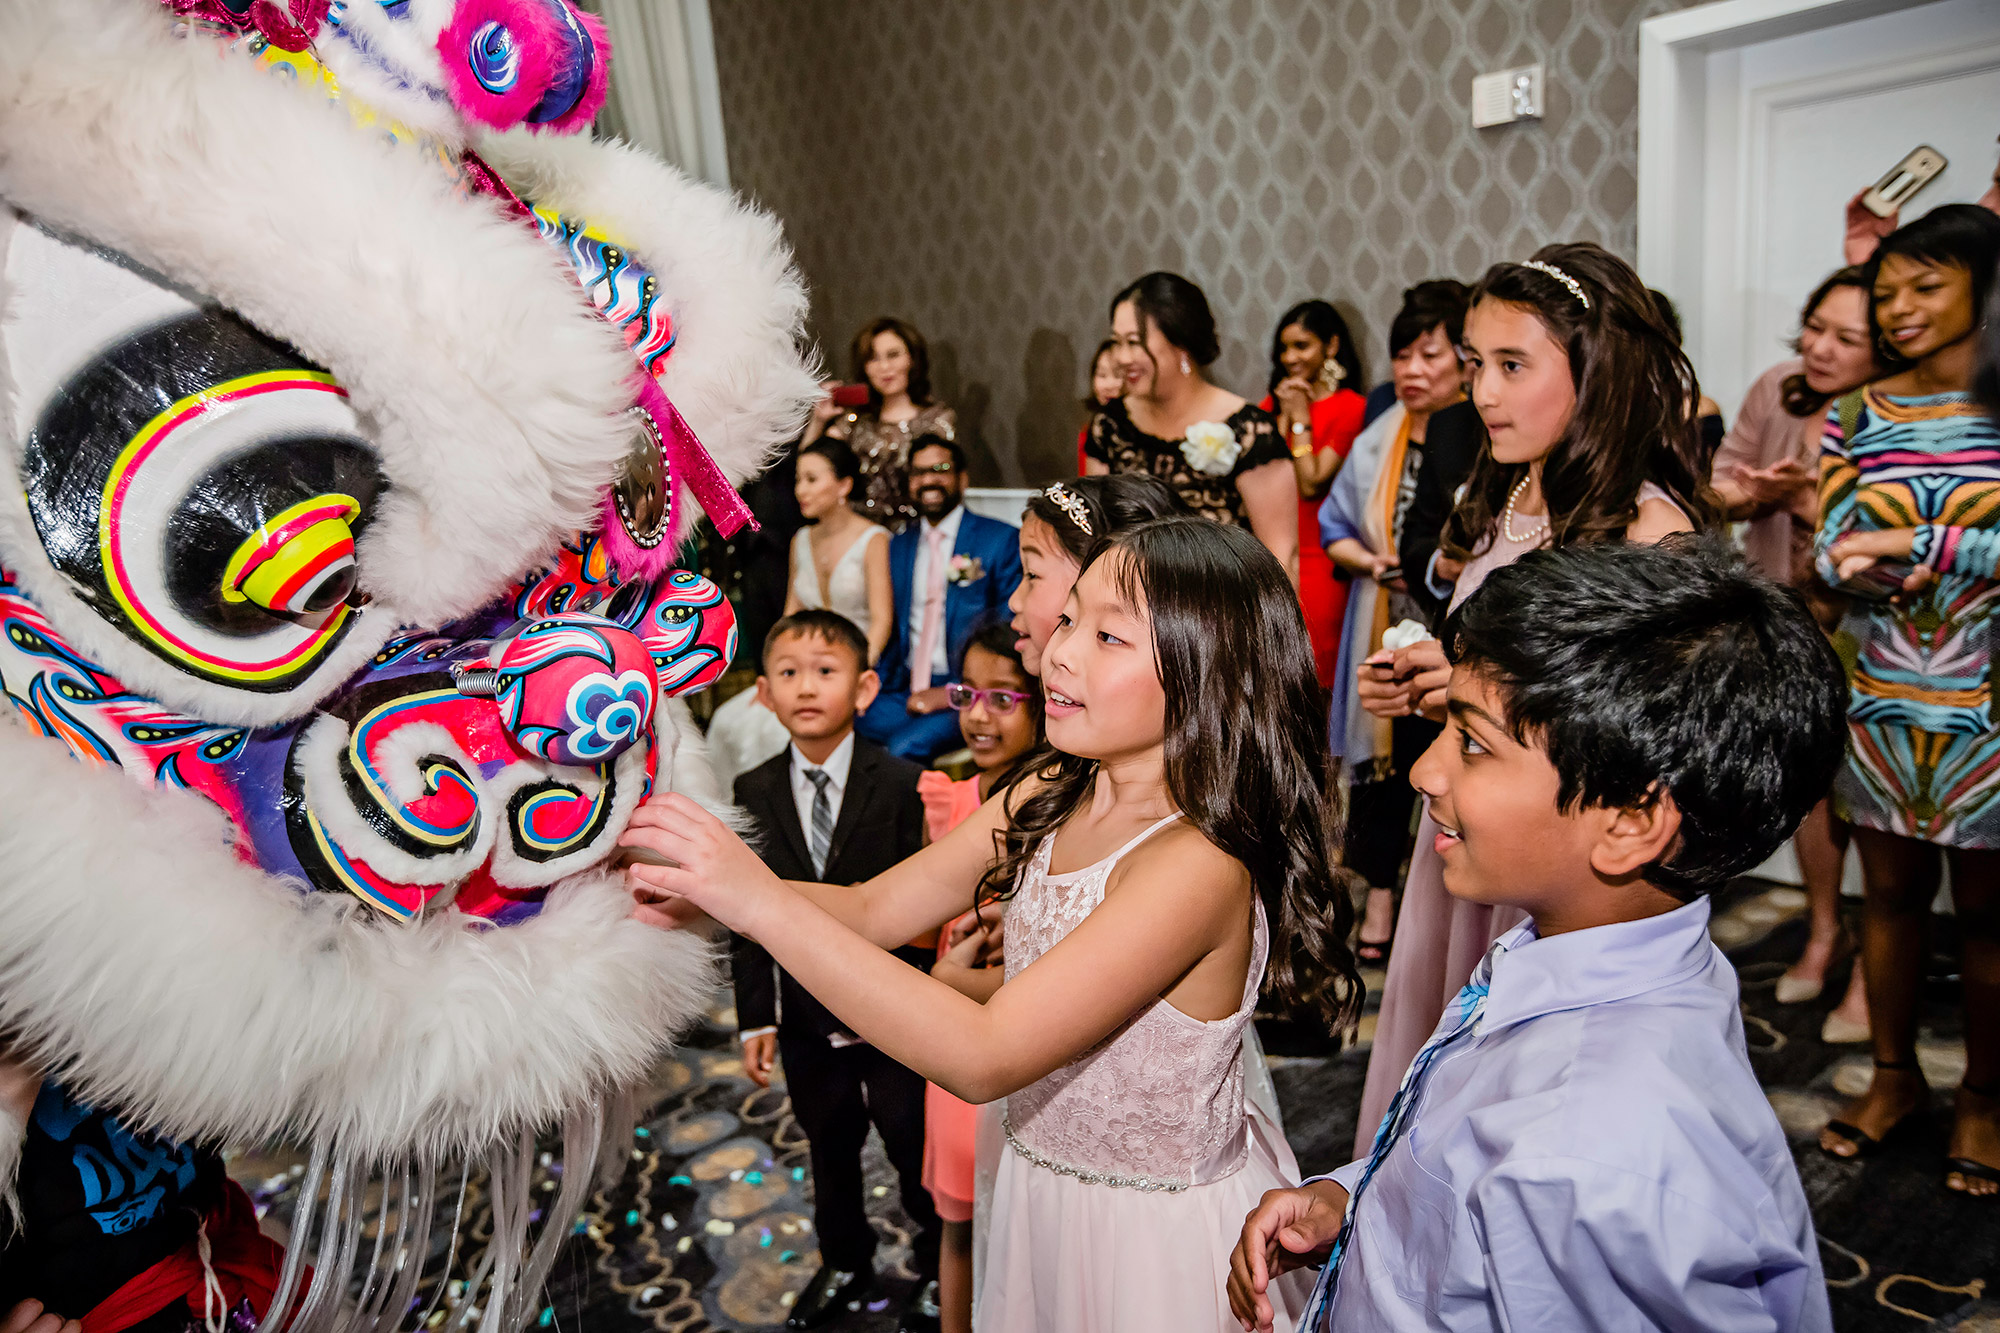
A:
[1635,0,1940,393]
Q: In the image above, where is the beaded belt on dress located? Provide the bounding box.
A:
[1002,1117,1192,1193]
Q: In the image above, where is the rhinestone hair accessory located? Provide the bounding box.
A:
[1518,260,1591,310]
[1043,482,1093,536]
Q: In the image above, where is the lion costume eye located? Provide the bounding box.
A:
[21,310,384,692]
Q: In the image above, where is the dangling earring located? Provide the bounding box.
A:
[1179,355,1191,376]
[1316,358,1345,396]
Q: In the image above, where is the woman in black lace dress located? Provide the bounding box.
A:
[1083,273,1296,580]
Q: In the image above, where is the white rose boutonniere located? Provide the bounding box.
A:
[947,554,985,586]
[1180,420,1241,478]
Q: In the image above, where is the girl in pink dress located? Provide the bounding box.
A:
[1350,243,1717,1155]
[623,517,1361,1332]
[916,621,1043,1333]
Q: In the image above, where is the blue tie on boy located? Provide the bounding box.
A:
[1231,536,1849,1333]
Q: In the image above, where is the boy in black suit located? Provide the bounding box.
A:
[729,609,939,1332]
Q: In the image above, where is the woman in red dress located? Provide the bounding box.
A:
[1260,300,1367,690]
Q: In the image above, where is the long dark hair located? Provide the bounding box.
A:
[1110,272,1220,367]
[1024,474,1187,566]
[848,316,934,412]
[1863,204,2000,374]
[1780,266,1873,418]
[798,438,861,483]
[979,518,1361,1030]
[1266,300,1365,398]
[1442,242,1718,559]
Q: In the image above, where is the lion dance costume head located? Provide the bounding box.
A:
[0,0,816,1326]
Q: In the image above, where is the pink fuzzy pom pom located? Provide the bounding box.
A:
[436,0,608,134]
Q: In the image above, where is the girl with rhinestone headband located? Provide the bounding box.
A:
[1010,476,1186,675]
[1348,241,1719,1157]
[623,517,1361,1330]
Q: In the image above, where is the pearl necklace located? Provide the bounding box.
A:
[1502,475,1550,544]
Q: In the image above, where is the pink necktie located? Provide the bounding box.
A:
[912,526,948,691]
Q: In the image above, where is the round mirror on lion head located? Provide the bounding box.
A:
[613,407,672,551]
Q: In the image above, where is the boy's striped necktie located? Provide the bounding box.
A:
[1303,943,1504,1329]
[805,768,834,876]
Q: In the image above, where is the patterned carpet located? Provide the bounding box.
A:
[233,879,1997,1331]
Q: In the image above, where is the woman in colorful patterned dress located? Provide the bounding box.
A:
[1815,205,2000,1197]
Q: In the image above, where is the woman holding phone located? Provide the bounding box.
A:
[802,316,957,528]
[1812,206,2000,1197]
[1319,281,1470,966]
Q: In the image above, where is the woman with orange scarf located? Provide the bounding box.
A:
[1317,282,1470,964]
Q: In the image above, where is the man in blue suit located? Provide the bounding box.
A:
[858,435,1021,763]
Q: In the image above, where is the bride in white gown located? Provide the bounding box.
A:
[707,440,893,785]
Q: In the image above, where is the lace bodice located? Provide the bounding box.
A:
[1003,816,1268,1188]
[790,523,885,634]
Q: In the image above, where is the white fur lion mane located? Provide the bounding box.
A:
[0,1,815,1315]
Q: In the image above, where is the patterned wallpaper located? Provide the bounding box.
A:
[709,0,1700,486]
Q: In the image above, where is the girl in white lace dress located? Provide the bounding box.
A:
[624,517,1361,1331]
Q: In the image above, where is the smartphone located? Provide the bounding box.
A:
[830,382,871,409]
[1861,145,1948,219]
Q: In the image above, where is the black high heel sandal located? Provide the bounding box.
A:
[1355,889,1396,967]
[1945,1079,2000,1198]
[1819,1058,1928,1161]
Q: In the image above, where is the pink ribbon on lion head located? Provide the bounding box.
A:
[595,375,757,583]
[458,151,758,577]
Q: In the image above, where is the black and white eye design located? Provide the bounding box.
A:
[21,310,384,692]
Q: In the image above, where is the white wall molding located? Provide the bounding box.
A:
[965,488,1034,527]
[1638,0,1998,411]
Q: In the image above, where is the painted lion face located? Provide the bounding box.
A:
[2,267,736,923]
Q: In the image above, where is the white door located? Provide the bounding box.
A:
[1640,0,2000,893]
[1641,0,2000,419]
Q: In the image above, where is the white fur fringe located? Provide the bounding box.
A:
[0,716,718,1163]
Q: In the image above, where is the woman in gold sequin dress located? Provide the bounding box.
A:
[802,316,957,529]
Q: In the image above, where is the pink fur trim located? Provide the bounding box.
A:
[595,491,677,583]
[436,0,566,132]
[596,388,680,584]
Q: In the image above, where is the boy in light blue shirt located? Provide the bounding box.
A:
[1232,537,1845,1332]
